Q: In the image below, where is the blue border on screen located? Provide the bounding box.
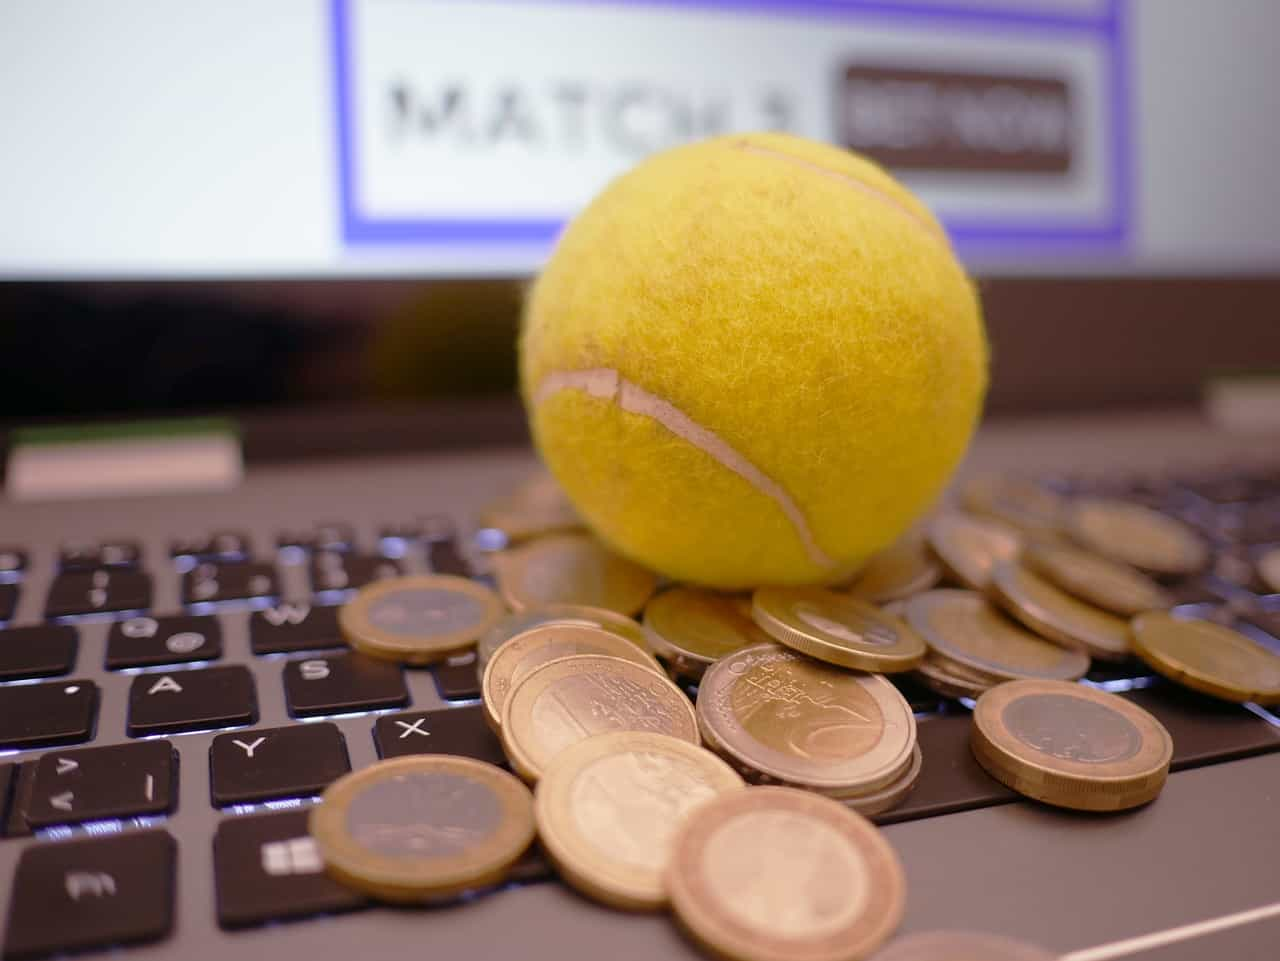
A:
[331,0,1131,254]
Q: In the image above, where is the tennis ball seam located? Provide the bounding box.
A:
[534,367,836,570]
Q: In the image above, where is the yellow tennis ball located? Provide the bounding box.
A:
[520,132,987,589]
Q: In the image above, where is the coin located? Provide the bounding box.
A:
[959,474,1064,538]
[905,590,1090,683]
[481,622,665,731]
[666,786,905,961]
[871,930,1057,961]
[1258,547,1280,594]
[338,575,503,665]
[696,643,916,795]
[846,531,942,603]
[476,604,647,669]
[989,561,1131,661]
[534,731,744,910]
[912,658,989,700]
[970,679,1172,811]
[491,533,659,616]
[643,587,772,681]
[1022,542,1172,616]
[309,755,535,902]
[1131,612,1280,704]
[841,744,922,817]
[478,470,583,542]
[500,654,699,782]
[752,587,926,673]
[1067,498,1208,575]
[927,511,1022,592]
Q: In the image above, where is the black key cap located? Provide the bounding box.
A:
[182,562,280,608]
[283,653,407,718]
[45,569,151,620]
[4,764,36,838]
[0,763,13,830]
[0,584,17,623]
[23,741,175,828]
[427,537,471,577]
[0,679,97,750]
[249,602,346,655]
[127,666,256,736]
[209,722,350,806]
[310,551,402,595]
[2,829,176,958]
[432,652,482,701]
[106,614,221,669]
[170,530,252,563]
[374,705,505,766]
[0,547,27,580]
[59,540,142,572]
[0,624,77,680]
[213,810,364,928]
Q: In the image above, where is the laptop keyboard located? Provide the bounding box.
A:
[0,468,1278,958]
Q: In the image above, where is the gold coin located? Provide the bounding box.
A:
[927,511,1022,592]
[1258,547,1280,593]
[752,587,926,673]
[500,654,699,782]
[534,731,744,911]
[905,589,1091,682]
[871,930,1057,961]
[1131,612,1280,704]
[912,658,990,700]
[970,679,1172,812]
[643,587,772,681]
[481,622,664,731]
[847,531,942,603]
[476,604,647,669]
[338,575,503,665]
[696,643,916,794]
[491,533,659,616]
[1022,542,1172,616]
[841,744,923,817]
[309,755,535,902]
[478,470,583,542]
[989,561,1131,661]
[1067,498,1208,575]
[667,786,905,961]
[959,474,1064,538]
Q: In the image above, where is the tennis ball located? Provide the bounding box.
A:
[520,132,987,589]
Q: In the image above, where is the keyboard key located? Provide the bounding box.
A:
[427,537,472,577]
[1124,682,1280,770]
[309,551,402,595]
[0,547,27,579]
[374,705,505,766]
[2,829,175,958]
[0,679,97,750]
[432,652,482,701]
[282,653,407,718]
[45,569,151,620]
[170,531,252,563]
[0,624,77,680]
[249,603,346,655]
[4,764,35,838]
[213,809,364,928]
[59,540,142,572]
[106,615,221,669]
[23,741,175,828]
[0,584,17,622]
[182,562,280,607]
[209,722,350,806]
[0,763,13,830]
[126,666,256,737]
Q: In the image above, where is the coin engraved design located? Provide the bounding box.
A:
[1003,693,1141,764]
[345,771,501,858]
[796,605,898,647]
[368,590,485,635]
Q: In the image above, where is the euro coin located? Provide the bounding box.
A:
[643,587,771,681]
[491,532,659,616]
[1067,498,1208,575]
[841,744,923,817]
[667,786,905,961]
[1258,547,1280,593]
[478,470,583,542]
[927,511,1022,592]
[696,643,916,795]
[871,930,1057,961]
[752,587,926,673]
[904,590,1090,683]
[309,755,535,902]
[1131,612,1280,704]
[481,622,664,731]
[500,653,699,782]
[847,531,942,603]
[971,679,1172,812]
[959,474,1064,538]
[1022,542,1172,616]
[912,658,989,700]
[476,604,647,669]
[534,731,744,910]
[990,561,1131,661]
[339,574,503,665]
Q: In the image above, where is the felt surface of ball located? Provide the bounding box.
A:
[520,132,987,589]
